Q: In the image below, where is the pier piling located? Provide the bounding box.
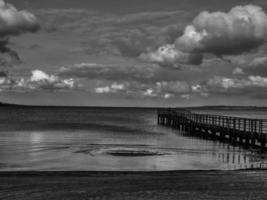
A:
[158,108,267,151]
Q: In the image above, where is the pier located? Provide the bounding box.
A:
[157,108,267,151]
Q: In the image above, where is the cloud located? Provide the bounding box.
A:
[191,84,209,97]
[180,94,191,99]
[232,67,244,75]
[140,44,203,68]
[37,8,190,58]
[143,89,157,97]
[87,78,191,99]
[207,76,247,89]
[141,80,190,98]
[230,55,267,75]
[31,70,57,82]
[95,82,126,94]
[141,73,267,100]
[249,75,267,87]
[59,62,158,81]
[32,62,193,98]
[203,75,267,98]
[0,0,39,66]
[0,72,12,90]
[0,70,77,92]
[0,72,14,91]
[28,70,76,90]
[155,81,190,94]
[163,93,174,99]
[142,5,267,68]
[0,36,20,66]
[0,71,7,77]
[248,56,267,67]
[176,5,267,55]
[0,0,39,37]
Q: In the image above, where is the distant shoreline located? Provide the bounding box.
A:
[2,102,267,110]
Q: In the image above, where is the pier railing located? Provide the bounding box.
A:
[157,108,267,150]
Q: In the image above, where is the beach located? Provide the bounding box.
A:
[1,170,267,200]
[1,107,267,199]
[2,0,267,199]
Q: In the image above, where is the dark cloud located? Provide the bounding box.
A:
[7,0,261,14]
[0,0,40,67]
[0,71,7,77]
[0,38,20,62]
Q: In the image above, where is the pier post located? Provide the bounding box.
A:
[157,108,266,152]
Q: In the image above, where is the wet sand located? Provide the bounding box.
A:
[1,170,267,200]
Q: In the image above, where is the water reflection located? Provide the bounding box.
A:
[0,107,266,171]
[30,132,44,144]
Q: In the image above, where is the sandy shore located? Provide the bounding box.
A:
[1,170,267,200]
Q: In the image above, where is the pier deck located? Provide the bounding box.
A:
[158,108,267,151]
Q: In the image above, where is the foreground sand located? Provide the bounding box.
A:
[1,170,267,200]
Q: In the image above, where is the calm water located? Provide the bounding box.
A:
[0,107,266,171]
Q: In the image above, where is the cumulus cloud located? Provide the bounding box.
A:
[192,84,202,92]
[205,75,267,92]
[191,84,209,97]
[140,44,203,68]
[89,78,191,99]
[143,89,157,97]
[181,75,267,99]
[0,70,76,92]
[232,67,244,75]
[176,5,267,55]
[28,70,75,90]
[0,0,39,65]
[207,76,245,89]
[31,70,57,82]
[95,82,126,94]
[0,0,39,36]
[55,62,195,98]
[141,81,190,98]
[142,5,267,68]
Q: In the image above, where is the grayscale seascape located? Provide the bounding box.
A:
[1,0,267,199]
[0,107,266,171]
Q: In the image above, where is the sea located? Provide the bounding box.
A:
[0,106,266,171]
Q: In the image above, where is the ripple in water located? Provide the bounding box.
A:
[0,107,267,171]
[74,144,172,156]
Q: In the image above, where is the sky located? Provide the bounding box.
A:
[2,0,267,106]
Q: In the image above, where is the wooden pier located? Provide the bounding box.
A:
[157,108,267,151]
